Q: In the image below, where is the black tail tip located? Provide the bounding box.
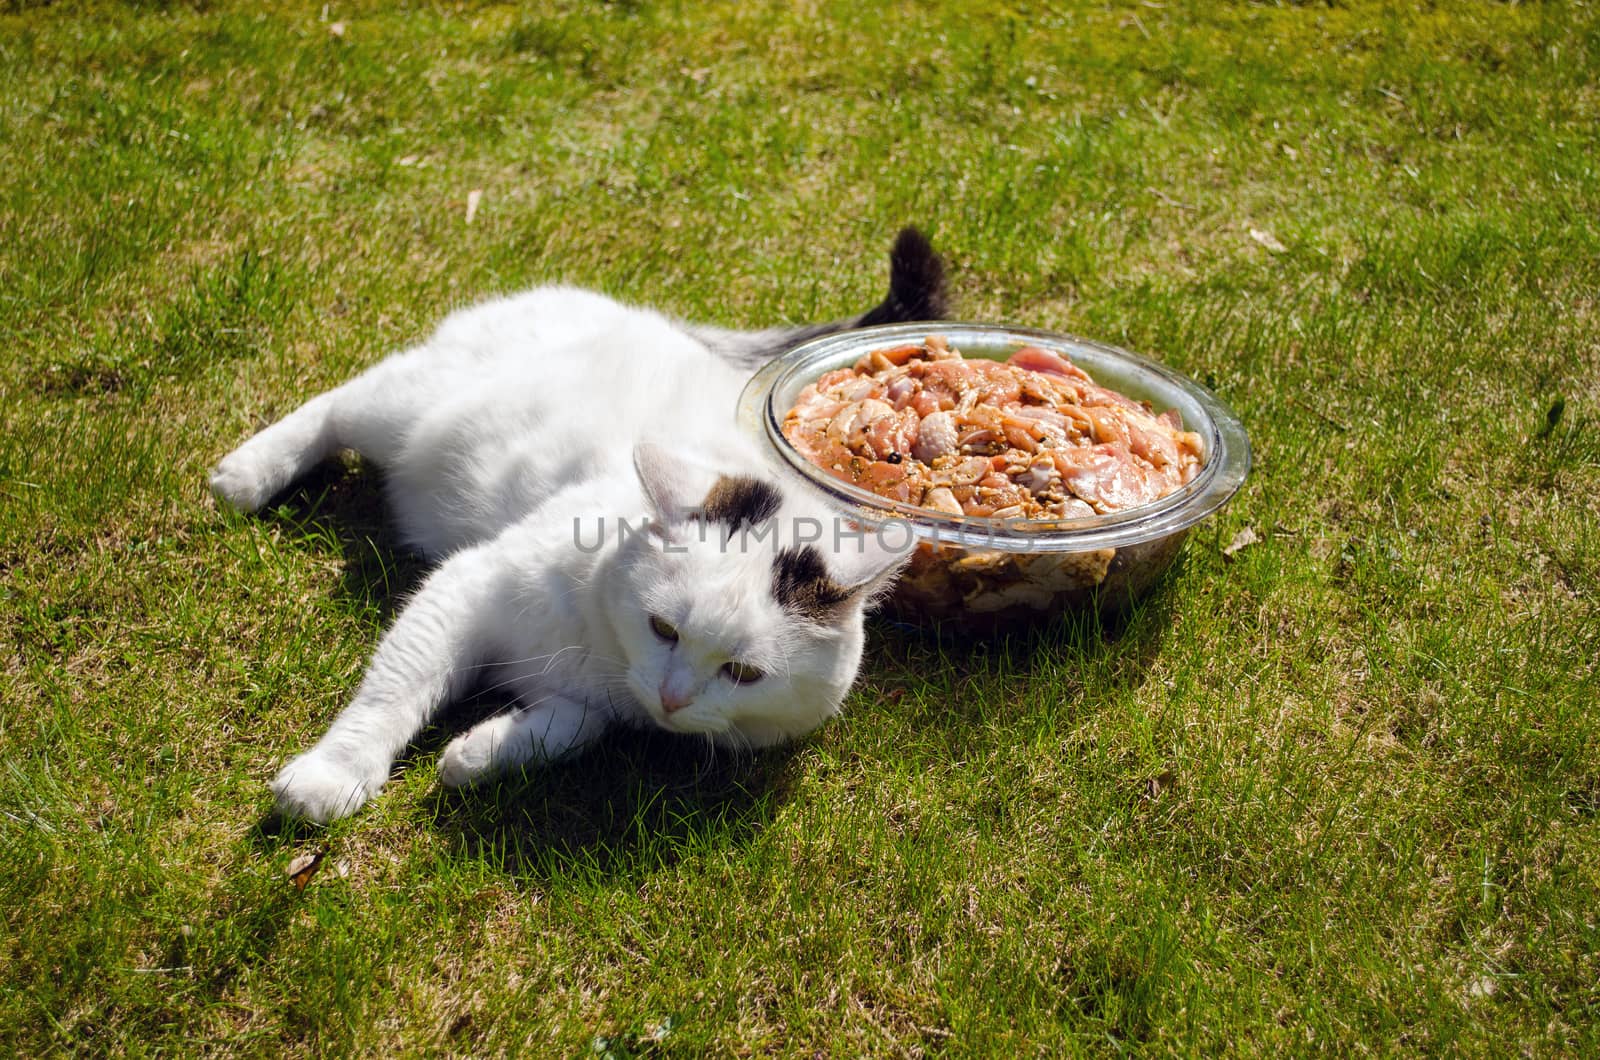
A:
[862,226,949,326]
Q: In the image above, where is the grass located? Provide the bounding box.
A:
[2,0,1598,1053]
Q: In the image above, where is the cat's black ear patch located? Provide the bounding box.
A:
[772,545,855,622]
[701,475,782,533]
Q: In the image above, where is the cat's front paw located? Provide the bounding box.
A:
[271,750,384,823]
[209,446,278,513]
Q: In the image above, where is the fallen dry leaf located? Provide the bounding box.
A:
[1223,526,1261,561]
[287,848,325,893]
[465,189,483,225]
[1249,227,1288,253]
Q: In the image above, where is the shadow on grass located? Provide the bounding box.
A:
[260,457,429,621]
[248,734,793,893]
[422,725,799,885]
[246,688,797,887]
[860,556,1184,731]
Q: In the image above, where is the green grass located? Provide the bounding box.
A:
[3,0,1598,1053]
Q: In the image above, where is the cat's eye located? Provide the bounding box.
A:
[648,615,679,642]
[721,660,763,685]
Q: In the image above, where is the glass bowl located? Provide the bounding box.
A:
[736,322,1251,629]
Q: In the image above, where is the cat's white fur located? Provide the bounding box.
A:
[212,283,923,823]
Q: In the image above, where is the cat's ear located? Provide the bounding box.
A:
[633,442,717,526]
[828,521,917,597]
[772,529,912,622]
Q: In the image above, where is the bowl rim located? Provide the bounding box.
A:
[736,321,1251,554]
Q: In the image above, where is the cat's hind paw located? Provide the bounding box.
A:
[437,728,498,789]
[438,700,602,788]
[271,751,384,824]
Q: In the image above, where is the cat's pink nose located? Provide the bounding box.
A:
[659,684,691,714]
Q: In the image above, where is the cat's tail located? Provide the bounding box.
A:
[855,226,949,328]
[690,227,950,370]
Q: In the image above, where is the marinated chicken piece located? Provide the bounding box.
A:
[782,336,1203,521]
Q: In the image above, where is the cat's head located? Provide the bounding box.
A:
[604,442,910,748]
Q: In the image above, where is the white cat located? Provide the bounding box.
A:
[211,229,947,823]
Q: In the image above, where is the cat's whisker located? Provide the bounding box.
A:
[470,659,633,702]
[448,644,591,676]
[467,645,630,678]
